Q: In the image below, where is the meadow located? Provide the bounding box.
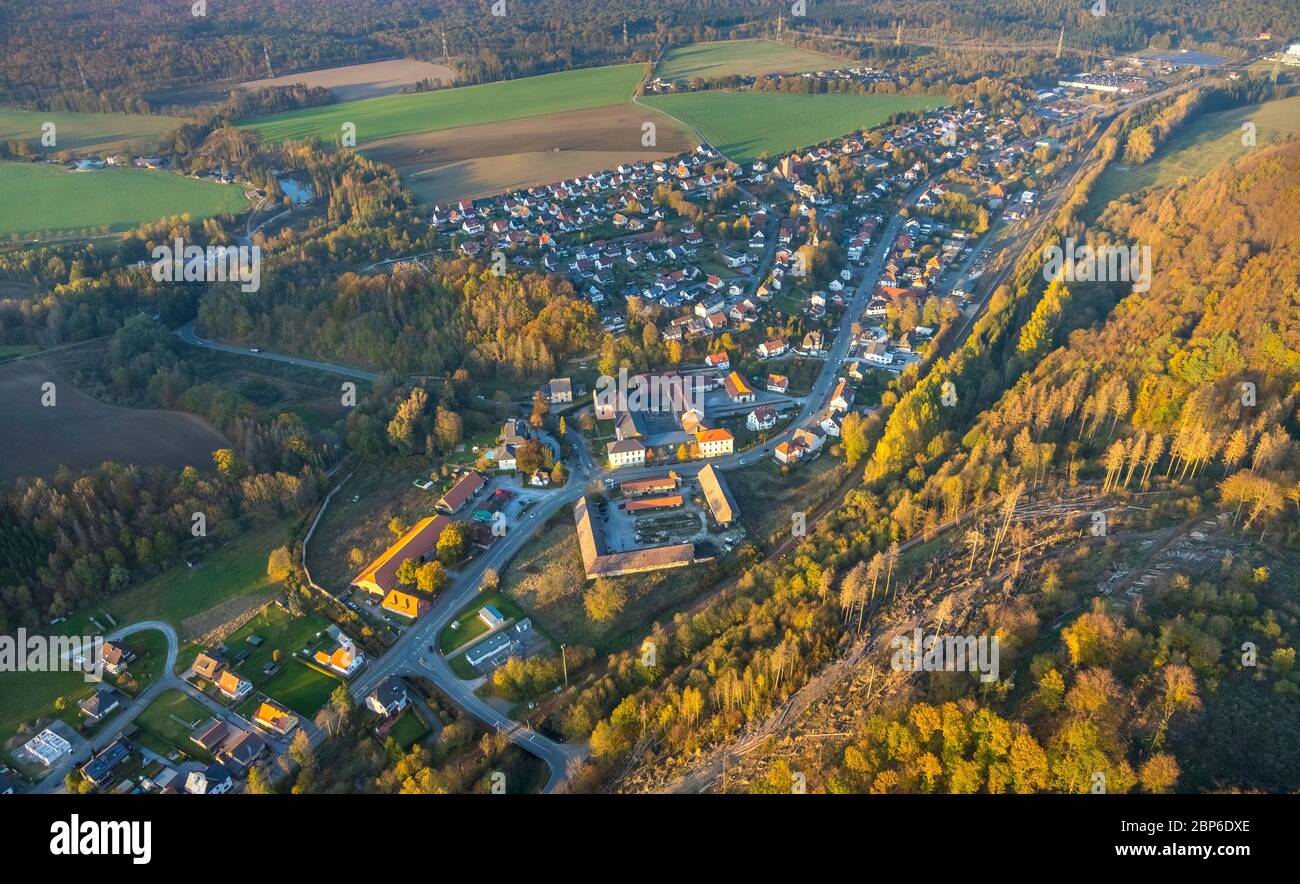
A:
[0,108,186,154]
[655,39,845,82]
[242,63,648,145]
[641,90,946,162]
[0,163,249,238]
[1086,94,1300,219]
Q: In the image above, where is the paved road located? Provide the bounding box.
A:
[33,621,181,793]
[175,320,379,382]
[340,178,935,792]
[33,619,307,794]
[313,92,1198,791]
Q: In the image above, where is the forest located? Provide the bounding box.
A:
[554,136,1299,793]
[2,0,1295,112]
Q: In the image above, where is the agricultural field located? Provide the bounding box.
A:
[240,63,697,205]
[1085,95,1300,220]
[365,103,693,204]
[0,108,187,154]
[241,63,648,145]
[641,90,947,162]
[655,39,845,82]
[237,57,458,103]
[0,359,230,481]
[0,163,250,239]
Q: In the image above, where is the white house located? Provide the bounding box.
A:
[186,763,235,795]
[607,438,647,469]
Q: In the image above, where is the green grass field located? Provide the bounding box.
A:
[642,91,946,162]
[655,39,845,82]
[134,690,213,762]
[1086,95,1300,220]
[258,660,341,718]
[1,521,293,754]
[0,108,187,154]
[0,163,249,238]
[61,519,296,637]
[439,590,530,655]
[241,63,647,145]
[387,707,431,749]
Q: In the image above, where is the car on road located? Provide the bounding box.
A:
[249,347,261,353]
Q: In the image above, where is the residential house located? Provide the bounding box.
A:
[190,719,229,753]
[695,428,735,458]
[186,762,235,795]
[705,352,731,373]
[720,248,749,268]
[437,471,486,515]
[800,329,826,356]
[192,652,224,682]
[546,377,574,404]
[80,737,131,787]
[607,438,647,469]
[766,374,789,394]
[757,338,788,359]
[313,638,364,678]
[862,339,892,365]
[793,426,827,456]
[747,405,777,432]
[217,730,267,776]
[100,641,135,676]
[78,686,122,723]
[366,677,410,718]
[830,379,857,412]
[216,670,252,702]
[253,701,298,737]
[774,440,805,465]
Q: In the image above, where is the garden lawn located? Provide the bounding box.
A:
[257,660,341,718]
[439,590,531,654]
[134,689,214,762]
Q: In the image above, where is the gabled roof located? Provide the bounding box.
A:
[382,590,426,619]
[352,515,451,595]
[698,463,738,525]
[724,371,753,398]
[216,670,246,695]
[696,428,734,444]
[193,653,223,680]
[368,676,408,709]
[190,718,229,751]
[438,472,485,513]
[254,702,296,734]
